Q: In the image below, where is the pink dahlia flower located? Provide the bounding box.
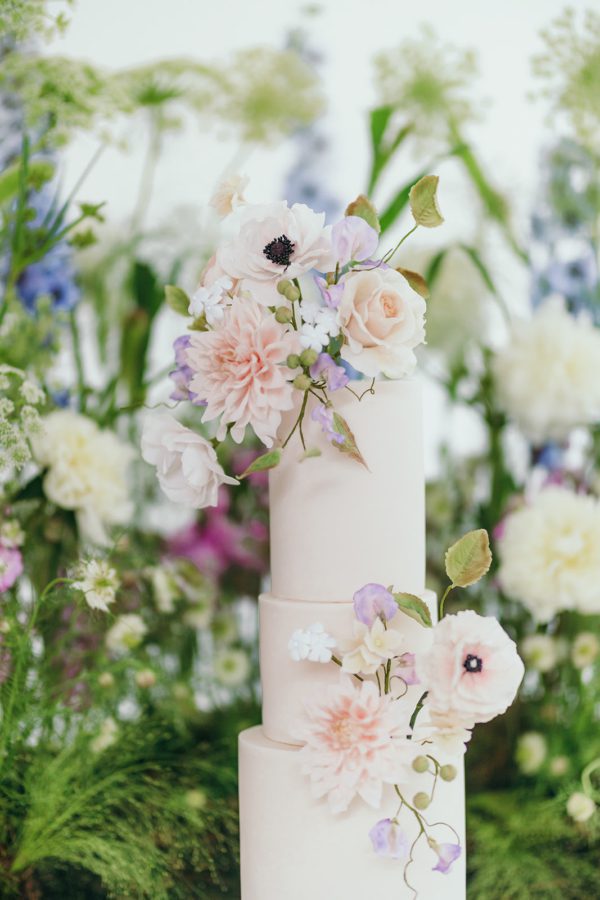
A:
[0,544,23,593]
[418,610,524,729]
[295,678,411,814]
[186,300,299,446]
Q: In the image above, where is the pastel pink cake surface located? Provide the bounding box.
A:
[238,380,466,899]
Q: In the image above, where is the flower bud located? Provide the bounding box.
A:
[283,283,300,302]
[293,374,312,391]
[98,672,115,688]
[277,279,292,295]
[413,792,430,810]
[440,764,457,782]
[275,306,293,324]
[287,354,301,369]
[300,348,319,367]
[412,755,429,774]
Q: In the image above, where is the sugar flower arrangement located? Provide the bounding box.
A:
[288,530,524,895]
[142,175,443,505]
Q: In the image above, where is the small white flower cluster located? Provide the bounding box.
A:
[299,303,340,353]
[288,622,336,664]
[0,365,45,471]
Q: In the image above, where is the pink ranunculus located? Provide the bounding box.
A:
[0,544,23,592]
[216,201,332,306]
[141,412,238,509]
[294,677,411,814]
[186,299,299,446]
[338,267,426,378]
[418,610,524,729]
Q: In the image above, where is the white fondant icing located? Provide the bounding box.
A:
[239,726,466,900]
[260,591,436,745]
[269,379,425,601]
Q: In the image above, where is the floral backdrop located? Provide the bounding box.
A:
[0,2,599,897]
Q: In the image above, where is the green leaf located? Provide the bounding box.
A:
[331,412,369,469]
[445,529,492,588]
[0,160,54,206]
[396,266,429,299]
[238,449,282,479]
[393,592,433,628]
[409,175,444,228]
[345,194,380,234]
[164,284,191,317]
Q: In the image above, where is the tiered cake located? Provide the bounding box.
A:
[238,380,466,899]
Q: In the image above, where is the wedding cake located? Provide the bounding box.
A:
[239,381,466,900]
[140,176,524,900]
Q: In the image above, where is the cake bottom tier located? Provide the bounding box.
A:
[239,726,466,900]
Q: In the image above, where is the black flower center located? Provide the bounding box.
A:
[463,653,483,674]
[263,234,295,267]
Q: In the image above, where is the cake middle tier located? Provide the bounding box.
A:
[269,378,425,602]
[260,591,436,745]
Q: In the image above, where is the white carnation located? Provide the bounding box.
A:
[493,296,600,443]
[32,411,133,545]
[498,487,600,622]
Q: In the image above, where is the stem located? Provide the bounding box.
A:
[581,758,600,799]
[131,114,162,234]
[69,308,86,411]
[409,691,428,732]
[331,655,364,682]
[282,389,309,449]
[382,223,419,264]
[438,584,454,619]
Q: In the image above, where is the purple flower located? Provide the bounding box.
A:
[369,818,409,860]
[396,651,419,685]
[315,275,345,309]
[169,335,204,404]
[429,839,462,875]
[331,216,379,266]
[0,544,23,593]
[353,583,397,626]
[311,404,344,444]
[309,353,349,391]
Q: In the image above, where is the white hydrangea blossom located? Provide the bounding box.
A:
[493,296,600,443]
[288,622,337,664]
[299,304,340,352]
[188,275,233,326]
[498,487,600,621]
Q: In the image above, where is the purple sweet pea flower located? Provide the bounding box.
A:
[331,216,379,266]
[429,839,462,874]
[169,335,205,404]
[353,583,397,626]
[315,275,345,309]
[309,353,349,391]
[311,404,344,444]
[396,651,419,685]
[369,818,409,860]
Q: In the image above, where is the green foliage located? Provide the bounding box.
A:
[468,790,600,899]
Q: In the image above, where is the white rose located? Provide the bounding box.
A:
[141,412,238,509]
[32,410,133,545]
[337,267,426,378]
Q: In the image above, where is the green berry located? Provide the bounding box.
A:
[293,374,311,391]
[413,792,430,810]
[287,354,301,369]
[412,756,429,774]
[300,348,319,367]
[277,279,292,295]
[274,306,293,324]
[440,764,457,782]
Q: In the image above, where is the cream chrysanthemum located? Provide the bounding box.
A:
[498,487,600,621]
[32,410,133,545]
[492,296,600,443]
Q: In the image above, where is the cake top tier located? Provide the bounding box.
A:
[269,379,425,602]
